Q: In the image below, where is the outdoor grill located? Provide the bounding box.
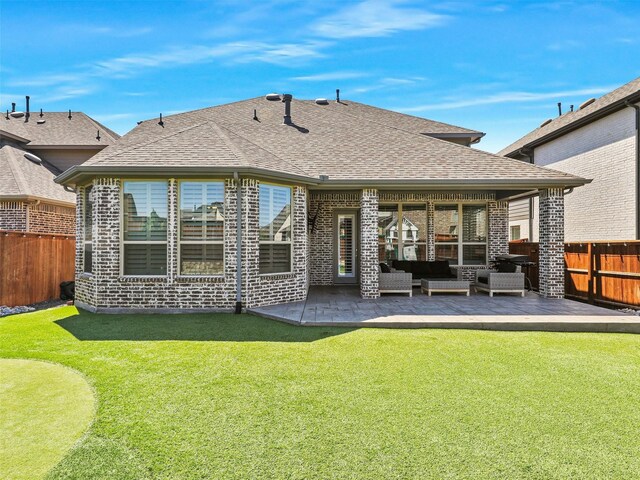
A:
[493,254,536,291]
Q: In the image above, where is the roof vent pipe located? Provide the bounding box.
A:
[336,89,340,103]
[25,96,30,122]
[68,110,72,120]
[282,93,292,125]
[11,103,15,113]
[557,102,562,116]
[39,108,43,118]
[570,105,574,112]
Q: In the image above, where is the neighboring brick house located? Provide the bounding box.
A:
[500,77,640,242]
[0,101,119,234]
[55,95,587,312]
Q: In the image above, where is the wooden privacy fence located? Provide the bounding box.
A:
[510,241,640,308]
[0,230,75,307]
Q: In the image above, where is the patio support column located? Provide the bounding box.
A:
[539,188,565,298]
[426,201,435,261]
[488,200,509,262]
[360,188,379,299]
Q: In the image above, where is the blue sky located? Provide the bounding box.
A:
[1,0,639,153]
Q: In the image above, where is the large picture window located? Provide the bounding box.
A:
[259,184,292,274]
[83,186,93,273]
[179,181,224,275]
[378,204,428,263]
[122,181,168,276]
[435,204,487,265]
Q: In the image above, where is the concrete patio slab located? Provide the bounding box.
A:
[248,286,640,333]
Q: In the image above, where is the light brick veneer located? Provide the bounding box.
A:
[539,188,565,298]
[360,189,379,299]
[74,177,307,312]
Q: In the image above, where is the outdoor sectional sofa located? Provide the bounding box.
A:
[389,260,460,286]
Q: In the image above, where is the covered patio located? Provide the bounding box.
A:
[249,286,640,332]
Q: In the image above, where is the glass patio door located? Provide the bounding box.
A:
[334,212,358,284]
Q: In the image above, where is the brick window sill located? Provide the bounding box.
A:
[175,275,226,283]
[259,272,296,280]
[119,276,167,283]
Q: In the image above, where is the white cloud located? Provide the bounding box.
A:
[291,71,367,81]
[547,39,582,51]
[351,76,425,93]
[312,0,448,39]
[398,86,616,112]
[56,24,153,38]
[3,40,326,106]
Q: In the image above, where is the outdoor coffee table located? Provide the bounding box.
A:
[421,279,470,296]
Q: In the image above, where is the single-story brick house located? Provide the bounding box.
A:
[55,94,588,312]
[1,100,119,235]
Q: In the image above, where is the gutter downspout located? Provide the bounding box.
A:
[625,101,640,239]
[234,172,242,313]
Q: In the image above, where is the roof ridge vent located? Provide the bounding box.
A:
[265,93,281,101]
[539,118,553,128]
[10,111,25,118]
[579,98,596,110]
[315,98,329,105]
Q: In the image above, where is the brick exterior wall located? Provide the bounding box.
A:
[539,188,565,298]
[488,200,509,260]
[74,177,307,312]
[360,189,379,299]
[522,104,637,241]
[75,181,516,310]
[0,202,27,231]
[0,201,75,234]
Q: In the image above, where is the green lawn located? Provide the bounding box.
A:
[1,306,640,479]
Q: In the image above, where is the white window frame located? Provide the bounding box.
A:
[259,183,293,275]
[434,202,488,266]
[177,180,225,277]
[120,180,169,277]
[83,185,93,274]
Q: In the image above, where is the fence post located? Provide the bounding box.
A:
[587,242,594,304]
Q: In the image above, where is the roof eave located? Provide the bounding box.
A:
[56,165,590,190]
[27,144,110,150]
[0,194,75,207]
[0,130,31,143]
[55,165,320,186]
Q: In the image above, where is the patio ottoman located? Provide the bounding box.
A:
[421,279,470,296]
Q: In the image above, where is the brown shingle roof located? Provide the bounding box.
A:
[61,97,587,187]
[0,141,75,205]
[0,111,119,147]
[499,76,640,157]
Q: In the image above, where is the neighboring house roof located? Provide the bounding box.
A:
[0,142,76,205]
[0,111,119,148]
[57,97,588,189]
[499,76,640,157]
